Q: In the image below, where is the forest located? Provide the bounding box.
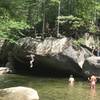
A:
[0,0,100,41]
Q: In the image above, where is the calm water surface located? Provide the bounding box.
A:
[0,74,100,100]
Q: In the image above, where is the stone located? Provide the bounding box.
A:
[0,37,93,76]
[83,56,100,76]
[0,67,11,75]
[0,86,39,100]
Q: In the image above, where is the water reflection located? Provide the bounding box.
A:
[90,89,96,100]
[0,75,100,100]
[69,83,74,87]
[67,81,98,100]
[90,89,96,97]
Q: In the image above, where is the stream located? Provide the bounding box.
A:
[0,74,100,100]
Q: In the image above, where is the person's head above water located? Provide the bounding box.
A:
[70,75,73,77]
[92,72,96,76]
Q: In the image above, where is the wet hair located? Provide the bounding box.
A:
[92,72,95,75]
[70,75,73,77]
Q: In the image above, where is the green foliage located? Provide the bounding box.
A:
[73,38,85,46]
[7,20,29,30]
[0,18,29,40]
[58,15,87,36]
[89,22,98,33]
[58,15,85,29]
[0,0,99,39]
[58,0,100,37]
[0,20,29,30]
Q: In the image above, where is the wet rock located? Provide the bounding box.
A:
[83,56,100,76]
[0,67,11,75]
[0,86,39,100]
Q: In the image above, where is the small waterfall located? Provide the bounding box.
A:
[30,54,35,68]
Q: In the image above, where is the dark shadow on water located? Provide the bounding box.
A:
[13,58,86,79]
[14,65,85,79]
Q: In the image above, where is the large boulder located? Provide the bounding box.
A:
[0,86,39,100]
[83,56,100,76]
[12,37,92,76]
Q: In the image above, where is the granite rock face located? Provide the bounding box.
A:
[0,37,94,76]
[12,37,92,76]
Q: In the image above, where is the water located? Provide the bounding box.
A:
[0,74,100,100]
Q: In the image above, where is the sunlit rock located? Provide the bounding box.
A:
[0,67,11,75]
[12,37,92,76]
[0,86,39,100]
[85,33,95,48]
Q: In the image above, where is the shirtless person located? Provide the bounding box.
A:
[88,74,97,89]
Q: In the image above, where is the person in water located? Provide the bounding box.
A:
[88,73,97,89]
[69,75,75,86]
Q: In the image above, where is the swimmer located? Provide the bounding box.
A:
[69,75,75,86]
[88,73,97,89]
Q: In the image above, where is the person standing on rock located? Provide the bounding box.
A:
[30,54,35,68]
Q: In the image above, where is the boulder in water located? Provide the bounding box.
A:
[0,67,11,75]
[12,37,92,76]
[0,86,39,100]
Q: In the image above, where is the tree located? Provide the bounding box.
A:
[0,0,99,39]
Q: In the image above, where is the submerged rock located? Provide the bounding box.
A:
[0,86,39,100]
